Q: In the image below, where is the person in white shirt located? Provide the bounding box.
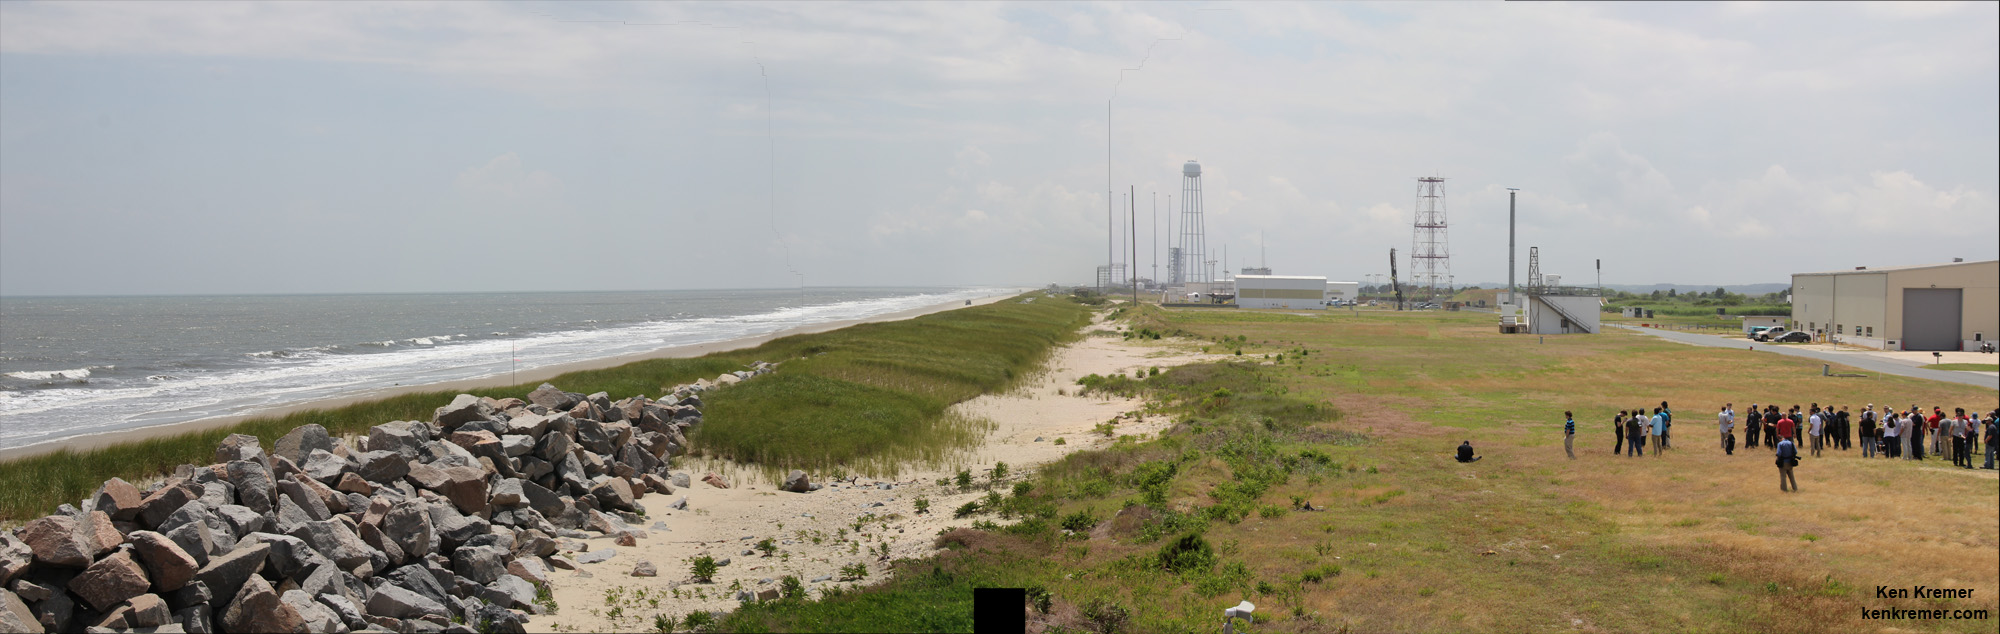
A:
[1882,409,1901,459]
[1718,404,1735,454]
[1808,409,1825,457]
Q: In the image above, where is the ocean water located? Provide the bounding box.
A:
[0,287,1002,451]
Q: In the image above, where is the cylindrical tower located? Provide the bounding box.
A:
[1177,161,1209,289]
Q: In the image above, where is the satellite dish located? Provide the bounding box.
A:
[1224,600,1255,621]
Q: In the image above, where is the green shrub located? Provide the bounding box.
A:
[914,497,931,514]
[954,501,982,518]
[1060,510,1098,532]
[1157,532,1217,576]
[688,555,718,583]
[780,575,805,598]
[840,562,869,581]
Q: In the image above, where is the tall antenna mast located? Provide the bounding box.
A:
[1410,176,1453,304]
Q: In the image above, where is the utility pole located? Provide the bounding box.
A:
[1152,192,1158,288]
[1130,185,1139,305]
[1507,188,1519,304]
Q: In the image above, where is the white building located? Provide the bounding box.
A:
[1236,275,1328,309]
[1524,293,1600,334]
[1324,281,1360,305]
[1791,259,1998,350]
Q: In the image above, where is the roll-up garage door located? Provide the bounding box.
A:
[1901,288,1963,351]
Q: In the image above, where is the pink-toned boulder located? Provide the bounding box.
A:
[80,511,122,556]
[702,472,730,489]
[126,531,199,592]
[447,430,500,450]
[336,472,375,495]
[67,550,150,612]
[222,575,305,634]
[93,478,145,522]
[641,474,673,495]
[17,516,93,568]
[439,466,490,515]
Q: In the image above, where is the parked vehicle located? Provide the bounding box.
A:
[1754,328,1790,342]
[1771,330,1813,343]
[1746,326,1779,339]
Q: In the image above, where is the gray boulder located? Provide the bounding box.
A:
[449,546,506,586]
[382,502,434,562]
[670,472,691,489]
[782,470,812,493]
[365,582,447,620]
[287,520,376,571]
[240,533,328,582]
[526,384,577,411]
[489,479,523,506]
[0,589,40,634]
[356,451,409,484]
[212,504,265,539]
[482,575,534,610]
[192,542,270,612]
[301,450,351,484]
[366,425,423,461]
[573,549,615,564]
[498,435,535,458]
[277,479,332,522]
[432,394,489,429]
[274,424,333,466]
[532,432,572,464]
[159,502,236,559]
[223,459,276,516]
[0,534,31,587]
[213,434,266,466]
[196,480,235,510]
[426,505,487,551]
[316,594,366,632]
[163,521,216,568]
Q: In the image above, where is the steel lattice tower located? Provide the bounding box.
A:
[1177,161,1210,289]
[1409,176,1453,303]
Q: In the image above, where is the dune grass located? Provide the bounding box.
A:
[725,303,1997,633]
[0,293,1089,522]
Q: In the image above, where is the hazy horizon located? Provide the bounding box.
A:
[3,2,1995,296]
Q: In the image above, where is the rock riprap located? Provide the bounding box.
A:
[1,363,796,634]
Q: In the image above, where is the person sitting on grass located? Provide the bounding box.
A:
[1456,440,1482,463]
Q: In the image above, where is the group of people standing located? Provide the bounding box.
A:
[1714,402,1998,471]
[1556,402,2000,492]
[1599,401,1679,458]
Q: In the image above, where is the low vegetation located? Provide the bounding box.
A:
[712,303,1996,633]
[0,292,1090,520]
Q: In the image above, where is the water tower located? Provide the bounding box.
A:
[1177,161,1210,289]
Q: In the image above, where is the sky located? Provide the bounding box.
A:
[1,1,1994,296]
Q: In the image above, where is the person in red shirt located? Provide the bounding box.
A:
[1929,408,1945,458]
[1775,413,1796,450]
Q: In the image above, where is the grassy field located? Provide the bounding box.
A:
[724,304,1998,633]
[0,293,1091,521]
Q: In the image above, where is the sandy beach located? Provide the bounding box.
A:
[535,310,1223,632]
[0,291,1025,463]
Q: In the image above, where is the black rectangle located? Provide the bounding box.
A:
[973,587,1026,634]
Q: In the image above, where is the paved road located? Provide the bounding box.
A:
[1609,324,1999,390]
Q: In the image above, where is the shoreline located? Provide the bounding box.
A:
[0,291,1025,463]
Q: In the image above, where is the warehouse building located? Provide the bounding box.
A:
[1791,259,1998,351]
[1325,281,1360,304]
[1236,274,1328,309]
